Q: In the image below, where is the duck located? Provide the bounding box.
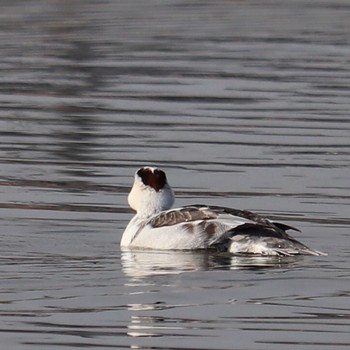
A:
[120,166,326,256]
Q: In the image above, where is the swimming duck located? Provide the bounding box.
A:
[121,167,326,256]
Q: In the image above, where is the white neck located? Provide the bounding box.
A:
[128,181,175,218]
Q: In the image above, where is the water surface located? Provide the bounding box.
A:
[1,1,350,349]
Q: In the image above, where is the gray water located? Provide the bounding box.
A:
[1,1,350,349]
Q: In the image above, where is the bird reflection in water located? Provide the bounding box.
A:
[121,249,299,278]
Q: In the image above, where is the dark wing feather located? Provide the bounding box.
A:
[189,204,271,224]
[191,205,301,233]
[149,206,219,228]
[272,222,301,233]
[149,204,301,235]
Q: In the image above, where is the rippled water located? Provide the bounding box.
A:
[1,1,350,349]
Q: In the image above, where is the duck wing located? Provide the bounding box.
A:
[149,205,324,255]
[147,205,296,249]
[145,205,326,255]
[148,205,219,228]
